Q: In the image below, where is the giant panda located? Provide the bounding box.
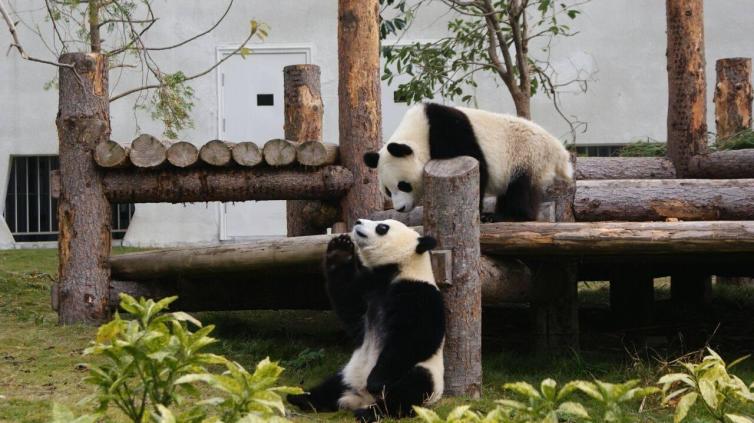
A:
[363,102,574,221]
[287,219,445,422]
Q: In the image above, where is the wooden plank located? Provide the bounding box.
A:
[574,157,676,179]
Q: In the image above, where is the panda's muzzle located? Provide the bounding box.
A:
[355,229,368,238]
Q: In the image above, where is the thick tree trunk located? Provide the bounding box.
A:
[231,142,263,167]
[199,140,233,166]
[284,65,330,236]
[166,141,199,168]
[688,149,754,178]
[481,221,754,256]
[338,0,383,226]
[101,166,353,203]
[56,52,112,325]
[666,0,707,176]
[94,140,130,168]
[714,58,752,138]
[575,157,676,179]
[423,157,482,398]
[575,179,754,221]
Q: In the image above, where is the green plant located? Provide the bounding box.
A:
[79,293,300,422]
[496,379,590,422]
[659,348,754,423]
[283,348,325,371]
[569,379,659,422]
[618,140,667,157]
[716,129,754,151]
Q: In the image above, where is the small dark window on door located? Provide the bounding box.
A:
[257,94,274,106]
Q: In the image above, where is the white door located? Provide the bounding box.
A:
[218,47,309,239]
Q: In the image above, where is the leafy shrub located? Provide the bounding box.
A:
[618,140,667,157]
[659,348,754,422]
[716,129,754,151]
[415,378,658,423]
[54,294,300,423]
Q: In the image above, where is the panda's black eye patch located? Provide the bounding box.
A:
[376,224,390,235]
[397,181,413,193]
[384,187,392,198]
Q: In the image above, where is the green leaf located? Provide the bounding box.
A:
[674,392,698,423]
[413,406,443,423]
[727,355,751,370]
[659,373,697,390]
[568,380,602,401]
[726,414,754,423]
[556,401,590,419]
[698,378,719,410]
[172,311,202,327]
[504,381,541,399]
[447,405,472,421]
[540,378,557,401]
[154,404,176,423]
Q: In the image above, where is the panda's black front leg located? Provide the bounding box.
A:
[325,234,368,343]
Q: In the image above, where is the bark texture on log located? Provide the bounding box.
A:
[666,0,707,177]
[423,157,482,398]
[94,140,130,168]
[284,64,328,236]
[715,58,752,138]
[688,149,754,178]
[199,140,233,167]
[263,139,298,166]
[231,142,263,167]
[481,221,754,256]
[574,157,676,180]
[575,179,754,221]
[101,166,353,203]
[56,52,112,325]
[129,134,170,168]
[338,0,383,226]
[166,141,199,168]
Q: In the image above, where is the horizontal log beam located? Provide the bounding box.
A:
[480,221,754,256]
[575,179,754,221]
[575,157,676,179]
[372,179,754,223]
[101,166,353,203]
[688,149,754,178]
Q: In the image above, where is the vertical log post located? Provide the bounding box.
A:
[715,58,752,139]
[715,58,753,286]
[338,0,383,226]
[423,157,482,398]
[56,53,112,324]
[531,169,579,354]
[610,268,654,341]
[284,64,329,236]
[666,0,708,177]
[666,0,712,305]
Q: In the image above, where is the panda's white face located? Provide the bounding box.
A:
[365,143,425,213]
[351,219,437,282]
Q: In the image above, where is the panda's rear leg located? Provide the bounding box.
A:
[365,366,434,421]
[287,372,346,413]
[495,172,541,222]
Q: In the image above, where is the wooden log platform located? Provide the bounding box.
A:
[372,179,754,223]
[574,157,676,179]
[100,166,353,203]
[688,149,754,178]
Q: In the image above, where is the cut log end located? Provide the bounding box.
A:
[263,139,298,166]
[199,140,233,167]
[94,140,130,168]
[232,142,263,167]
[130,134,169,168]
[166,141,199,168]
[296,141,339,166]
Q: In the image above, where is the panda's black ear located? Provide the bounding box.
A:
[363,152,380,168]
[415,236,437,254]
[387,143,413,157]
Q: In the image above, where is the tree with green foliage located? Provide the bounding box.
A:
[380,0,590,135]
[0,0,268,138]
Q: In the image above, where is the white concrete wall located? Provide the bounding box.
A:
[1,1,753,247]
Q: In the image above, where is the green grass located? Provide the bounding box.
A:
[2,249,754,422]
[716,129,754,151]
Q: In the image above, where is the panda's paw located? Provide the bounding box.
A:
[326,234,356,271]
[286,393,313,411]
[353,406,379,423]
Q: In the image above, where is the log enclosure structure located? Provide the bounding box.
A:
[54,0,754,400]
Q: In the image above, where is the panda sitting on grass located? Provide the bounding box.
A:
[364,102,574,221]
[287,219,445,422]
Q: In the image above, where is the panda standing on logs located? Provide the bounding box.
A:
[287,219,445,422]
[364,102,574,221]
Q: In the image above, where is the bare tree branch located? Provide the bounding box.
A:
[0,0,73,68]
[144,0,234,51]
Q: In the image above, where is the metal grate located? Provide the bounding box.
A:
[3,156,134,242]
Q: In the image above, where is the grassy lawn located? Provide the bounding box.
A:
[1,249,754,422]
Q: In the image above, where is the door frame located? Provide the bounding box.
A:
[215,43,313,241]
